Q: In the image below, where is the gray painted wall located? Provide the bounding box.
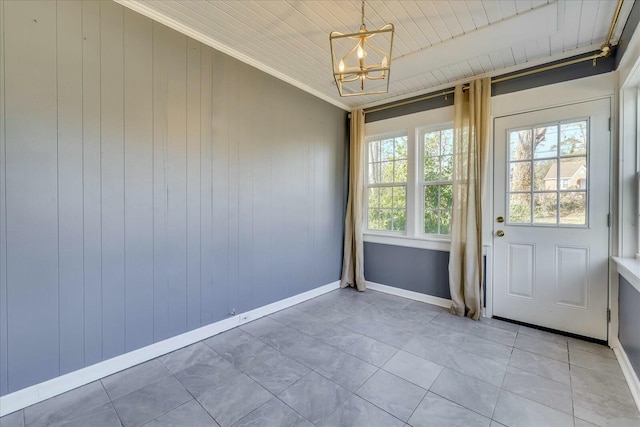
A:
[619,275,640,378]
[0,0,346,396]
[363,243,451,299]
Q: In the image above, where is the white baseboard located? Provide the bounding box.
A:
[366,281,452,309]
[0,281,340,417]
[611,337,640,413]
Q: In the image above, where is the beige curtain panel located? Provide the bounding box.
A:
[341,109,366,291]
[448,78,491,320]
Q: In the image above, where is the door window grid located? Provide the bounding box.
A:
[507,119,589,226]
[366,134,408,232]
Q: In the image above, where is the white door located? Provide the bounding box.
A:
[493,98,610,340]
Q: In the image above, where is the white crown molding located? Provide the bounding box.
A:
[0,281,340,416]
[113,0,350,112]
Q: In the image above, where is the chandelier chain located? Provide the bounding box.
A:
[361,0,365,30]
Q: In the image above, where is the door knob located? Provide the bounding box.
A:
[496,230,505,237]
[496,216,504,223]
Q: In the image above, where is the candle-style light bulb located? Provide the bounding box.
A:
[357,43,364,59]
[339,59,345,73]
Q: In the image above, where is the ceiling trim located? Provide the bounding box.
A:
[114,0,352,111]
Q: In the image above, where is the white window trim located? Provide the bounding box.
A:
[364,105,455,250]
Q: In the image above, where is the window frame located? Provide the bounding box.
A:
[363,118,454,251]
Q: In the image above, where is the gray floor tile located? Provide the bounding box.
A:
[469,323,517,346]
[319,395,404,427]
[0,411,24,427]
[518,326,568,346]
[457,335,513,365]
[230,399,312,427]
[402,334,457,366]
[405,300,444,313]
[501,366,572,414]
[159,342,221,375]
[478,317,520,333]
[344,336,398,367]
[196,374,272,427]
[415,323,467,345]
[569,347,625,379]
[408,392,490,427]
[102,359,171,400]
[277,335,343,369]
[574,418,598,427]
[24,381,110,427]
[343,317,415,349]
[489,421,507,427]
[244,351,310,395]
[239,317,285,338]
[514,333,568,363]
[112,376,191,427]
[430,311,476,334]
[572,386,640,427]
[356,370,426,422]
[314,351,377,391]
[446,350,507,387]
[278,371,351,425]
[382,350,443,389]
[570,365,634,404]
[205,329,279,371]
[492,389,574,427]
[508,348,570,385]
[430,368,500,418]
[305,322,363,350]
[568,338,615,359]
[173,358,237,398]
[268,307,319,327]
[144,400,218,427]
[57,403,122,427]
[294,299,350,323]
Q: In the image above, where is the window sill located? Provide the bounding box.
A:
[613,257,640,293]
[363,233,451,252]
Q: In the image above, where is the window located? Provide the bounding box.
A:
[507,120,588,226]
[422,128,453,235]
[366,134,408,232]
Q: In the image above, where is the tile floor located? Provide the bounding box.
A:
[1,288,639,427]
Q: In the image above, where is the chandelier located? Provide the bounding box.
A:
[329,0,394,97]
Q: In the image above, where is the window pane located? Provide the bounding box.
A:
[394,159,408,182]
[440,184,452,209]
[393,186,406,209]
[368,187,380,209]
[509,193,531,223]
[560,121,587,156]
[379,187,392,209]
[424,156,440,181]
[381,138,394,161]
[368,140,380,163]
[392,209,406,231]
[534,159,556,191]
[441,129,453,155]
[368,208,380,230]
[440,209,451,234]
[510,161,532,192]
[424,131,440,157]
[441,155,453,181]
[560,192,586,225]
[424,209,438,234]
[380,209,392,230]
[534,193,557,224]
[533,125,558,159]
[368,162,381,184]
[424,185,438,210]
[395,136,408,160]
[380,161,394,183]
[510,129,532,160]
[558,157,587,190]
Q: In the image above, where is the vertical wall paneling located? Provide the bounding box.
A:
[186,38,202,331]
[5,0,60,392]
[152,22,170,341]
[81,0,103,366]
[57,0,85,375]
[165,29,188,339]
[100,1,126,359]
[211,52,231,322]
[0,0,7,397]
[237,65,254,313]
[123,8,154,352]
[199,47,215,325]
[0,1,347,396]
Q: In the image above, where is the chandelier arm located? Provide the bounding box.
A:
[365,40,390,58]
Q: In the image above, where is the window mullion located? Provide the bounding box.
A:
[406,129,417,237]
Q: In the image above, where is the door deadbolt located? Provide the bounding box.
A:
[496,230,505,237]
[496,216,504,223]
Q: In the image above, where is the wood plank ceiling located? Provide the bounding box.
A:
[118,1,635,110]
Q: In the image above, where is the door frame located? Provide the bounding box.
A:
[485,96,615,341]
